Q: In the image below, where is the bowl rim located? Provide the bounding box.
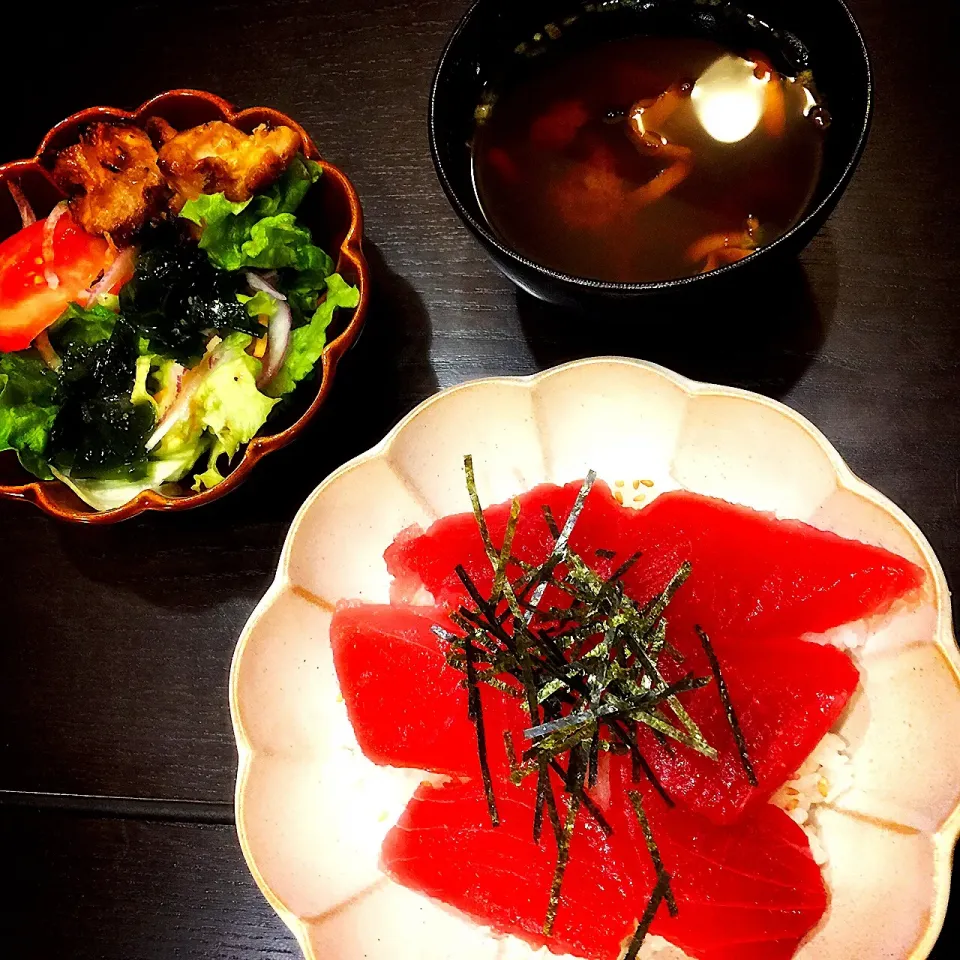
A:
[229,356,959,960]
[0,88,370,524]
[427,0,873,293]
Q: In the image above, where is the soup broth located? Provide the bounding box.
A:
[472,34,826,283]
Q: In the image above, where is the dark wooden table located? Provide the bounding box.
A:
[2,0,957,956]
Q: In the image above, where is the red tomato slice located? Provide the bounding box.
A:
[0,209,114,352]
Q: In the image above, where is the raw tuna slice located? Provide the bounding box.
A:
[385,480,628,610]
[633,636,860,824]
[330,603,526,778]
[383,769,827,960]
[386,485,924,646]
[382,776,646,960]
[614,491,925,645]
[602,764,827,960]
[330,602,857,823]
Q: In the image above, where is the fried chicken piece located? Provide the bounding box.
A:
[52,123,168,240]
[145,116,178,148]
[157,121,302,210]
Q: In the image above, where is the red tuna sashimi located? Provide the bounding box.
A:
[633,636,860,824]
[330,603,526,778]
[382,777,640,960]
[387,485,924,644]
[383,772,826,960]
[330,603,857,823]
[385,479,628,610]
[602,766,827,959]
[615,490,925,645]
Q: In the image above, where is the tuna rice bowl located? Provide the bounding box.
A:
[323,461,928,960]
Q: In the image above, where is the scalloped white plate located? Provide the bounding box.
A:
[230,358,960,960]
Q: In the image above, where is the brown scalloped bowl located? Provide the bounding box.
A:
[0,89,369,524]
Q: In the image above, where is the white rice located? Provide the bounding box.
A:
[760,616,874,863]
[769,732,853,865]
[635,936,695,960]
[801,619,870,651]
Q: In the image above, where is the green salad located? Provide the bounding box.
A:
[0,152,359,512]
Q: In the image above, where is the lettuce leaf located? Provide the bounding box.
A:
[131,355,158,411]
[190,438,236,493]
[180,157,330,274]
[191,333,278,461]
[238,290,279,319]
[49,301,119,352]
[178,195,252,270]
[263,273,360,398]
[50,437,210,512]
[154,332,278,491]
[242,214,335,275]
[0,352,59,480]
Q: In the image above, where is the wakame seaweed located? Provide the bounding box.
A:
[119,229,262,363]
[47,318,156,479]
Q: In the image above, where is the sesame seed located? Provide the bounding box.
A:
[632,479,640,490]
[615,479,624,487]
[614,490,624,505]
[818,777,829,798]
[633,494,646,503]
[641,479,655,487]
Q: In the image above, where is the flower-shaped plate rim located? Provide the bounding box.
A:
[230,356,959,960]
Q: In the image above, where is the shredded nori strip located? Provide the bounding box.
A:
[628,790,678,916]
[541,503,560,538]
[548,758,612,836]
[587,728,601,788]
[623,871,673,960]
[437,457,729,941]
[696,625,758,787]
[544,746,587,935]
[463,626,500,826]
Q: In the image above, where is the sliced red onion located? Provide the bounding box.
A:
[83,246,136,306]
[34,330,61,371]
[244,272,291,388]
[41,201,68,290]
[245,271,287,301]
[256,298,292,388]
[7,181,36,227]
[155,362,186,417]
[145,338,222,451]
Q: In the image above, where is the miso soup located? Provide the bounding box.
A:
[472,34,828,283]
